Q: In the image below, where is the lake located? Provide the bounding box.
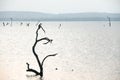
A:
[0,21,120,80]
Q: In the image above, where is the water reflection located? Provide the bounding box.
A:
[26,75,43,80]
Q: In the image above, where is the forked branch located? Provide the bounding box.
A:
[26,63,40,75]
[26,23,57,78]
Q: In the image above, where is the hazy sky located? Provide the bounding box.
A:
[0,0,120,13]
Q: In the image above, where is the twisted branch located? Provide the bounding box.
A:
[26,23,57,78]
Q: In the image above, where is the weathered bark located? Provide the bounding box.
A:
[26,23,57,78]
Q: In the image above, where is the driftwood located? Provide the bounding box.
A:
[26,23,57,78]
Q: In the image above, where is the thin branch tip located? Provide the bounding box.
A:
[53,53,58,56]
[26,62,29,65]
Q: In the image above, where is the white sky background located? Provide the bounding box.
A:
[0,0,120,13]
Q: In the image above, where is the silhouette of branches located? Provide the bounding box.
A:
[26,23,57,78]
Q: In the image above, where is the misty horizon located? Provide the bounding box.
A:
[0,11,120,21]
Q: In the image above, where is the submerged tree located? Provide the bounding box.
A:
[3,22,5,26]
[107,16,111,27]
[20,22,23,26]
[26,23,57,78]
[26,23,30,27]
[10,18,13,26]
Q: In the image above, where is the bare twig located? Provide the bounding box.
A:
[37,37,53,44]
[38,23,46,33]
[42,53,57,66]
[26,63,40,75]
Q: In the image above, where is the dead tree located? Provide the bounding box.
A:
[3,22,5,26]
[26,23,57,78]
[20,22,23,26]
[6,22,9,26]
[26,23,30,27]
[10,18,13,26]
[58,24,61,29]
[107,16,111,27]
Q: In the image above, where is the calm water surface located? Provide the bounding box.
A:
[0,21,120,80]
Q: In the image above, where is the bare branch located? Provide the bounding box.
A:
[35,27,40,41]
[26,23,57,78]
[32,41,42,74]
[26,63,40,75]
[37,37,53,44]
[41,26,46,33]
[42,53,57,66]
[38,23,46,33]
[35,23,46,41]
[26,63,30,69]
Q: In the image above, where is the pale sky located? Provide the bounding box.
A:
[0,0,120,13]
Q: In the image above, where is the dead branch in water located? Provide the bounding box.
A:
[26,23,57,78]
[107,16,111,27]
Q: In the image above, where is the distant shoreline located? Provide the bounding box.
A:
[0,11,120,21]
[0,20,120,22]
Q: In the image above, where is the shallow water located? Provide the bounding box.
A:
[0,21,120,80]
